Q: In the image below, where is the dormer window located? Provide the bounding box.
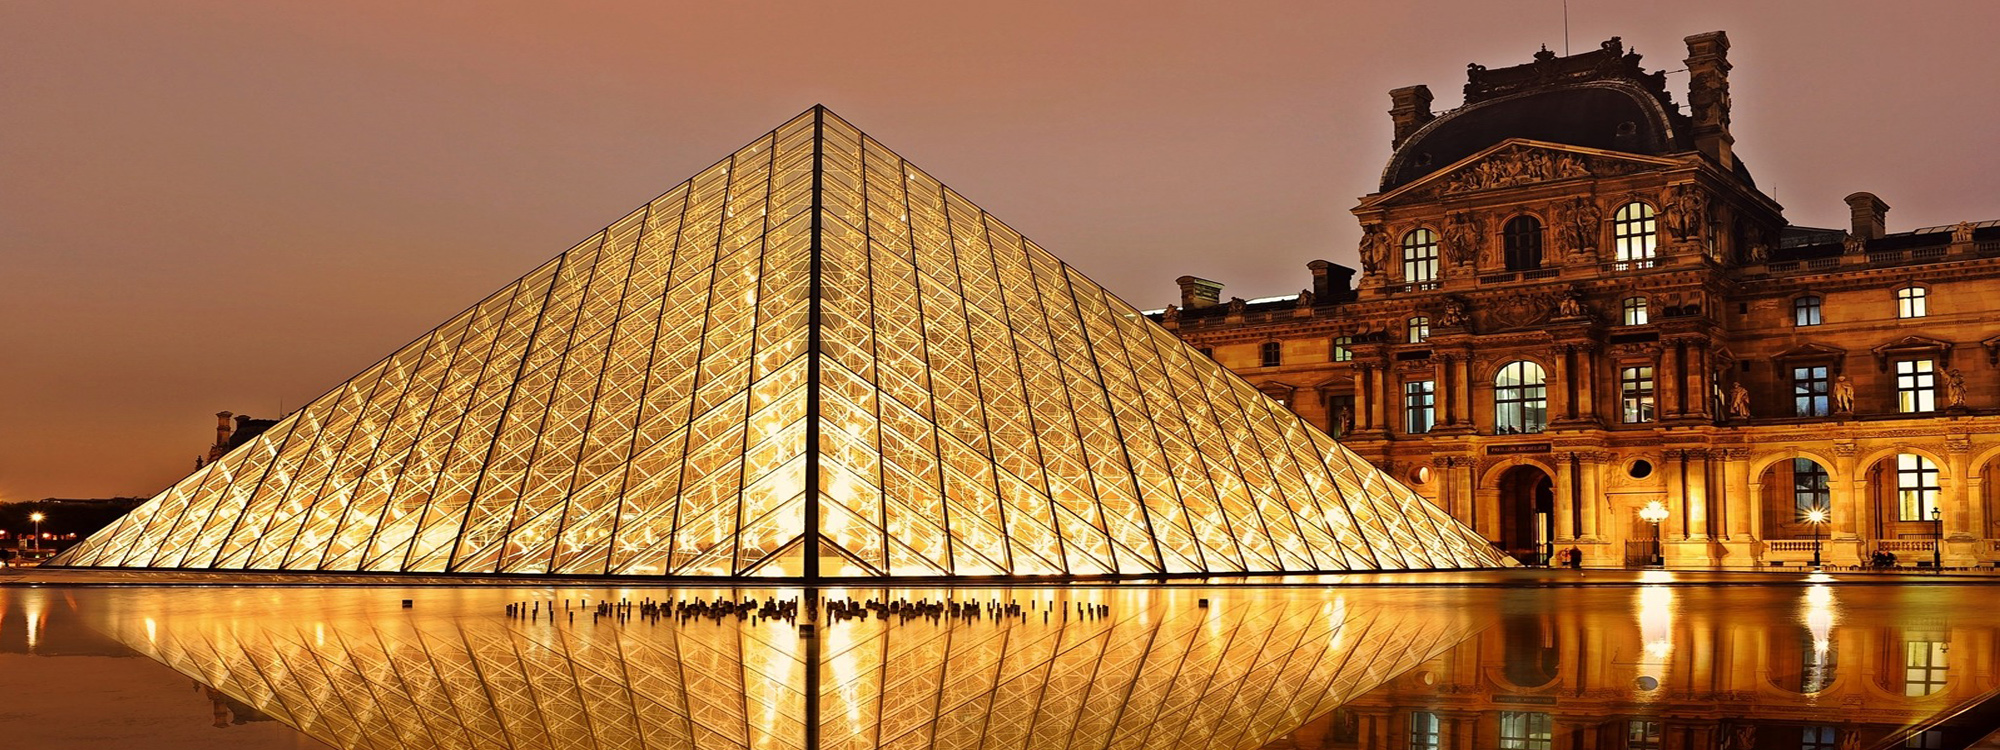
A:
[1503,215,1545,271]
[1614,202,1657,263]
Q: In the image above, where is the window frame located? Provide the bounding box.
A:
[1795,294,1824,326]
[1410,711,1443,750]
[1494,360,1549,434]
[1408,316,1431,344]
[1402,228,1441,286]
[1896,358,1936,413]
[1404,379,1436,435]
[1620,365,1656,424]
[1498,711,1553,750]
[1896,453,1941,522]
[1792,458,1831,521]
[1331,335,1353,363]
[1260,341,1282,368]
[1897,285,1928,319]
[1793,365,1830,417]
[1503,215,1545,272]
[1904,640,1948,696]
[1613,202,1658,263]
[1621,296,1650,326]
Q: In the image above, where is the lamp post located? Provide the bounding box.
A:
[1932,506,1943,571]
[29,512,44,554]
[1639,500,1669,568]
[1805,507,1828,570]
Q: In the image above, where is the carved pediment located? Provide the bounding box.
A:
[1870,335,1953,371]
[1363,139,1681,206]
[1774,342,1847,363]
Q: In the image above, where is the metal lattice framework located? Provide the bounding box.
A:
[94,588,1476,750]
[54,107,1504,578]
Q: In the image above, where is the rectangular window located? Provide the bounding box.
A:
[1897,454,1941,522]
[1896,359,1936,413]
[1260,341,1282,367]
[1795,295,1823,326]
[1410,711,1442,750]
[1793,459,1831,521]
[1802,635,1837,693]
[1627,720,1662,750]
[1621,366,1656,424]
[1405,380,1435,435]
[1898,286,1928,319]
[1793,365,1830,417]
[1802,726,1838,750]
[1331,336,1353,362]
[1498,711,1553,750]
[1904,640,1948,696]
[1622,297,1649,325]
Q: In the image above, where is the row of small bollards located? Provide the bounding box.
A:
[496,596,1114,626]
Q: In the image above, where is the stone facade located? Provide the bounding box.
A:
[1157,32,2000,569]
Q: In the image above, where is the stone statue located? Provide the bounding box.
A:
[1226,297,1246,316]
[1666,184,1707,241]
[1443,148,1588,194]
[1952,221,1977,245]
[1336,405,1353,437]
[1295,289,1314,309]
[1832,375,1855,413]
[1842,232,1868,255]
[1729,381,1751,418]
[1442,212,1479,265]
[1358,224,1387,276]
[1162,304,1180,325]
[1946,368,1968,408]
[1745,241,1771,264]
[1555,197,1600,259]
[1555,285,1588,318]
[1438,296,1470,328]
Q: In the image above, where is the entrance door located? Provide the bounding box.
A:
[1497,465,1556,566]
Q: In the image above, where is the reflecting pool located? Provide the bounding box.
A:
[2,580,1996,749]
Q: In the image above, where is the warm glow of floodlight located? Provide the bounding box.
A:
[1638,501,1668,524]
[29,512,44,523]
[1805,508,1828,524]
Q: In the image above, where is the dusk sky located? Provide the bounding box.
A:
[5,1,1999,502]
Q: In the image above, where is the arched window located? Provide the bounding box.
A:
[1503,215,1544,271]
[1621,296,1649,325]
[1330,335,1353,362]
[1794,295,1823,326]
[1259,341,1282,367]
[1407,316,1430,343]
[1614,202,1657,263]
[1897,285,1927,318]
[1402,229,1440,285]
[1493,360,1548,434]
[1896,453,1941,521]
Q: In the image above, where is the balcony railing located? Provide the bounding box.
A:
[1874,539,1936,554]
[1767,540,1819,552]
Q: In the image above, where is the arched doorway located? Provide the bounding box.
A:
[1497,465,1555,566]
[1759,457,1833,540]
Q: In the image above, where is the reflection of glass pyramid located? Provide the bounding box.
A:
[55,106,1503,578]
[91,588,1477,750]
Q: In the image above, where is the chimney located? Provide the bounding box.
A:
[1844,192,1889,239]
[214,411,234,449]
[1307,259,1356,299]
[1388,85,1435,149]
[1176,276,1225,309]
[1683,31,1734,170]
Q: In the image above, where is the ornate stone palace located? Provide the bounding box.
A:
[1156,32,2000,569]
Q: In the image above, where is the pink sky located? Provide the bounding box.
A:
[4,0,1999,501]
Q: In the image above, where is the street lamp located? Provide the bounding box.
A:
[1805,507,1828,570]
[1932,506,1943,571]
[1639,500,1669,568]
[29,512,44,554]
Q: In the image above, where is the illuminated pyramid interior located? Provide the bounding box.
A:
[55,106,1505,578]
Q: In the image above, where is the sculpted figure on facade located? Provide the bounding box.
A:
[1842,232,1868,255]
[1442,212,1480,265]
[1443,147,1588,194]
[1729,381,1751,418]
[1162,304,1180,326]
[1555,285,1589,318]
[1438,295,1470,328]
[1689,68,1731,129]
[1226,297,1246,316]
[1666,184,1707,241]
[1833,375,1856,413]
[1358,223,1387,275]
[1952,221,1977,245]
[1554,197,1601,260]
[1945,368,1969,408]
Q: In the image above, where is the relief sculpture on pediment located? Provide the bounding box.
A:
[1443,147,1589,194]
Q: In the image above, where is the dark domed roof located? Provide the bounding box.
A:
[1381,82,1686,191]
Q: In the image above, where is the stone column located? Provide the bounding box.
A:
[1579,452,1604,541]
[1946,439,1974,541]
[1686,449,1712,540]
[1440,354,1459,426]
[1358,364,1379,431]
[1458,356,1476,429]
[1555,455,1577,542]
[1658,346,1681,416]
[1575,344,1599,422]
[1831,444,1861,540]
[1549,345,1573,423]
[1724,449,1752,539]
[1665,449,1687,539]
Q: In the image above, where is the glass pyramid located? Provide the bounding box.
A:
[53,106,1505,578]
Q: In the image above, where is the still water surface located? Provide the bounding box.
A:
[0,581,1992,749]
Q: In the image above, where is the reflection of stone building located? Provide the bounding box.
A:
[1262,586,2000,750]
[1158,32,2000,568]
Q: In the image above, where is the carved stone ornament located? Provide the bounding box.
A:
[1842,232,1868,255]
[1162,304,1180,326]
[1442,146,1589,194]
[1553,197,1602,260]
[1437,295,1471,328]
[1480,289,1562,331]
[1665,184,1707,241]
[1226,297,1246,315]
[1442,212,1480,265]
[1952,221,1977,244]
[1358,223,1388,276]
[1554,284,1590,319]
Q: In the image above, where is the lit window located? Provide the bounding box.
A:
[1793,365,1830,417]
[1795,295,1823,326]
[1409,711,1442,750]
[1331,335,1353,362]
[1407,316,1430,343]
[1904,640,1948,696]
[1260,341,1282,367]
[1621,297,1649,325]
[1802,726,1838,750]
[1403,229,1440,285]
[1896,359,1936,413]
[1620,366,1655,424]
[1627,720,1662,750]
[1897,286,1928,318]
[1405,380,1435,435]
[1793,459,1830,521]
[1503,215,1544,271]
[1896,454,1941,522]
[1498,711,1553,750]
[1494,361,1548,434]
[1614,202,1657,263]
[1801,634,1837,694]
